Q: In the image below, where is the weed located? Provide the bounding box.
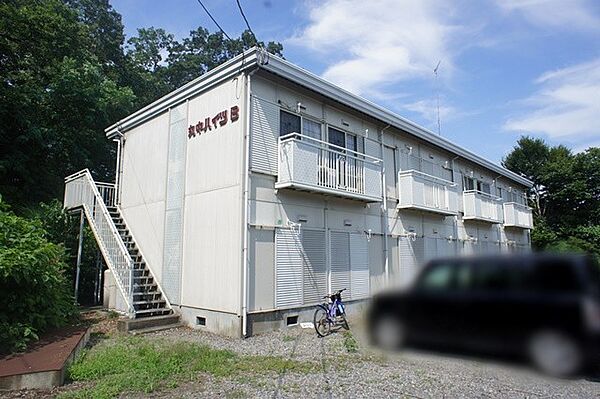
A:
[342,331,359,353]
[282,335,295,342]
[59,336,315,399]
[106,311,119,320]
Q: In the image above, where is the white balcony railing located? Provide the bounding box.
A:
[397,170,458,215]
[463,190,503,223]
[276,133,383,202]
[503,202,533,229]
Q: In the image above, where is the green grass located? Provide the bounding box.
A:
[282,335,296,342]
[59,336,315,399]
[342,331,359,353]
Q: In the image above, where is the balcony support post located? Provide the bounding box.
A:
[74,210,85,303]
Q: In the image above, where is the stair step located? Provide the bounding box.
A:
[134,308,173,318]
[133,299,166,306]
[129,323,182,335]
[133,293,163,301]
[118,313,178,331]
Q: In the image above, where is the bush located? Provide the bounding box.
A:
[0,198,77,353]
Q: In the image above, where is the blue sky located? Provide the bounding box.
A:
[112,0,600,163]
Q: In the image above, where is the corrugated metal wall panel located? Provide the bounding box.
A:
[162,102,187,304]
[301,229,327,305]
[330,231,351,299]
[250,96,280,175]
[365,138,382,159]
[350,232,369,299]
[275,228,303,307]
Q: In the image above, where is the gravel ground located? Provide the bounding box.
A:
[3,317,599,399]
[133,323,600,399]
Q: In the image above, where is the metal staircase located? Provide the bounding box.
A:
[64,169,171,318]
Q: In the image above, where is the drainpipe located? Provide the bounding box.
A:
[450,155,460,252]
[114,127,124,206]
[380,125,391,284]
[241,68,258,338]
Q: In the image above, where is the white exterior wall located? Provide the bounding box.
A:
[119,74,246,318]
[247,73,532,310]
[120,111,170,283]
[181,75,245,314]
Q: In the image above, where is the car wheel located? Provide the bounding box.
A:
[372,315,405,350]
[528,330,582,377]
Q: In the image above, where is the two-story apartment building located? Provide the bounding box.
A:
[64,48,533,337]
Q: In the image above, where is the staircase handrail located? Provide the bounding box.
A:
[64,169,134,316]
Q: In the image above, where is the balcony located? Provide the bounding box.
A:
[463,190,503,223]
[397,170,458,215]
[503,202,533,229]
[276,133,383,202]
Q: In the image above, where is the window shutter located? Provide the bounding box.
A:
[330,231,351,299]
[250,96,280,175]
[398,236,425,287]
[350,232,369,299]
[301,230,327,304]
[275,228,303,307]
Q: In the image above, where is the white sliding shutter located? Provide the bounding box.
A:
[330,231,351,299]
[350,232,369,299]
[250,96,280,175]
[275,228,303,307]
[301,230,327,304]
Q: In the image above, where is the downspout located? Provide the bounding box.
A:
[450,155,460,252]
[242,68,258,338]
[114,127,125,206]
[380,125,391,284]
[492,174,504,248]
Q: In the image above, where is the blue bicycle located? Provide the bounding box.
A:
[314,288,349,337]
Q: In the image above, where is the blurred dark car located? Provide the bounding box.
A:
[368,253,600,376]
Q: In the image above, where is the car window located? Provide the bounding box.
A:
[533,259,581,293]
[472,261,511,291]
[418,263,454,291]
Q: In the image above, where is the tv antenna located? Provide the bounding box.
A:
[433,60,442,136]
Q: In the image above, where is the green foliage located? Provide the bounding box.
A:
[0,198,77,353]
[342,331,359,353]
[504,137,600,258]
[62,336,314,399]
[0,0,284,209]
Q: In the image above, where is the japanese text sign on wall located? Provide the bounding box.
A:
[187,105,239,139]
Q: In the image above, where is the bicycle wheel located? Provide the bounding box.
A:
[314,306,331,337]
[341,315,350,330]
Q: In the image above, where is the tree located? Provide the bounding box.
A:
[0,0,134,208]
[503,136,600,257]
[0,198,77,353]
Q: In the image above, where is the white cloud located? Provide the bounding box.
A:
[289,0,464,95]
[496,0,600,31]
[401,99,456,129]
[503,58,600,146]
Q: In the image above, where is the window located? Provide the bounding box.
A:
[327,127,362,154]
[463,176,475,191]
[496,187,503,198]
[280,110,300,137]
[418,262,455,291]
[328,127,346,149]
[302,118,321,140]
[478,182,491,194]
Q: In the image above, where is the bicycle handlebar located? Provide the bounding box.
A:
[321,288,347,299]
